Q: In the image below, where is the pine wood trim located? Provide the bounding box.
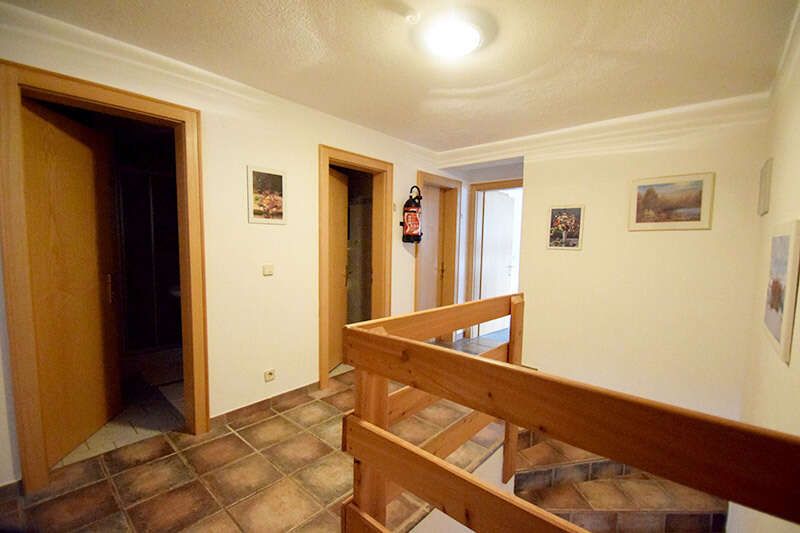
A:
[342,500,391,533]
[344,416,583,533]
[343,323,800,523]
[502,294,525,482]
[0,61,209,492]
[318,145,393,388]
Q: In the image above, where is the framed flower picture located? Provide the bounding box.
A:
[548,205,584,250]
[763,220,800,365]
[248,166,286,224]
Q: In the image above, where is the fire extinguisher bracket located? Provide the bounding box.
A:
[401,185,423,243]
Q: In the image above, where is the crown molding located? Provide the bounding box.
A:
[0,2,437,163]
[436,92,770,168]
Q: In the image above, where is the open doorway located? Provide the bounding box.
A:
[467,179,524,337]
[318,146,393,389]
[0,63,208,492]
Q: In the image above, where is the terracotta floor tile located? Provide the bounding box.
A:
[322,390,355,412]
[27,457,106,505]
[446,441,488,471]
[618,512,666,533]
[471,420,505,448]
[416,401,468,428]
[292,452,353,504]
[27,480,119,532]
[527,484,591,511]
[618,479,675,510]
[168,426,230,450]
[284,401,342,428]
[103,435,175,475]
[386,493,425,532]
[665,513,712,532]
[228,478,321,533]
[577,479,636,510]
[309,416,344,448]
[293,510,339,533]
[308,378,350,400]
[127,480,219,533]
[112,454,194,506]
[0,510,25,531]
[226,400,273,429]
[335,371,355,386]
[182,511,240,533]
[571,511,618,533]
[547,439,600,462]
[263,433,333,474]
[519,442,565,467]
[657,480,727,512]
[389,417,440,446]
[237,415,302,449]
[182,434,252,475]
[77,511,131,532]
[204,453,282,506]
[272,389,315,412]
[515,469,553,492]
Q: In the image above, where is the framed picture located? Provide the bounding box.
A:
[548,205,584,250]
[763,220,800,365]
[247,166,285,224]
[629,172,715,231]
[758,158,772,216]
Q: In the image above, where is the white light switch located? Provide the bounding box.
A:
[262,264,274,276]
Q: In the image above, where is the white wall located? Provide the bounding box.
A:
[0,4,453,485]
[519,120,766,420]
[727,13,800,533]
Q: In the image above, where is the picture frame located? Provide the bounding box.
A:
[547,205,584,250]
[763,220,800,365]
[628,172,715,231]
[758,158,772,216]
[247,166,286,224]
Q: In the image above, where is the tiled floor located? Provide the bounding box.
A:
[0,369,505,532]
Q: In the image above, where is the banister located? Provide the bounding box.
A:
[343,323,800,524]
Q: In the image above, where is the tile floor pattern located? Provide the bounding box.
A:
[0,370,506,532]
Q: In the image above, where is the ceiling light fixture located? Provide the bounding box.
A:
[422,13,482,59]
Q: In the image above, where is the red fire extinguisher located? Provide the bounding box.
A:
[400,185,423,243]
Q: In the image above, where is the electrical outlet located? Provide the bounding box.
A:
[264,369,276,382]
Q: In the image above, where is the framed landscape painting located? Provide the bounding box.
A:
[763,220,800,365]
[629,172,715,231]
[548,205,584,250]
[248,166,286,224]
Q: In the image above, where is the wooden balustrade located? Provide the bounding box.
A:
[340,293,800,532]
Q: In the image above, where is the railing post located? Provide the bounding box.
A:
[502,294,524,483]
[352,368,389,524]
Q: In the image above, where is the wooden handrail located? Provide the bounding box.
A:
[341,294,800,531]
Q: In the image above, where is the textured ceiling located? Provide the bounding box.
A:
[8,0,797,150]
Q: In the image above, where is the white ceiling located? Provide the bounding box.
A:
[8,0,797,151]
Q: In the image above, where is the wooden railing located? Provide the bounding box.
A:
[339,294,800,532]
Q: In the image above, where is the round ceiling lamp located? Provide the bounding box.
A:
[421,12,483,59]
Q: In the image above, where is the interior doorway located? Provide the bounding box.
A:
[467,179,524,336]
[0,62,208,492]
[318,146,393,389]
[414,171,461,315]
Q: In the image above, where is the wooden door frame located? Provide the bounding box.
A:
[465,179,523,337]
[318,145,393,389]
[0,61,209,492]
[413,171,462,311]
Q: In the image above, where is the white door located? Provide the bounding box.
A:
[479,190,518,335]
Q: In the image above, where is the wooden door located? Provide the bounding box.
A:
[21,99,121,466]
[328,167,349,370]
[416,185,443,310]
[479,190,515,335]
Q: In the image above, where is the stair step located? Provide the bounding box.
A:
[516,474,727,532]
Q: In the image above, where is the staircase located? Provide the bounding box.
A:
[513,430,728,532]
